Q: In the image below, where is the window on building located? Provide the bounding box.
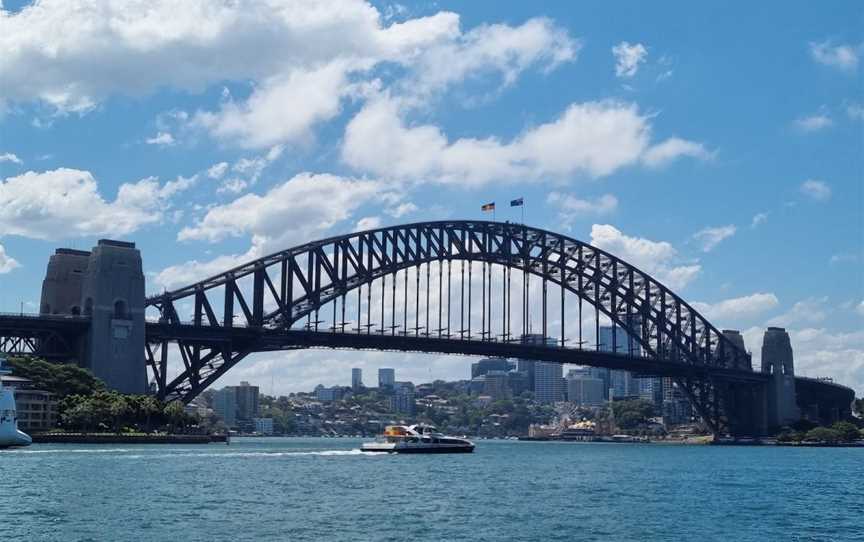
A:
[114,299,128,319]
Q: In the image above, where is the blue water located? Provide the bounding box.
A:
[1,438,861,541]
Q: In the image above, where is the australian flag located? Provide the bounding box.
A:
[510,197,524,207]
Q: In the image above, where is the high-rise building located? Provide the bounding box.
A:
[534,362,563,404]
[389,382,415,414]
[378,368,395,390]
[213,382,259,430]
[482,371,511,399]
[235,381,260,421]
[520,334,557,399]
[599,325,640,399]
[212,387,237,428]
[566,375,605,407]
[471,358,514,378]
[352,368,363,391]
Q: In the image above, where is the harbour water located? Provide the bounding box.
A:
[2,438,861,541]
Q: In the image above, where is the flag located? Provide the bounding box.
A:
[510,197,524,207]
[481,202,495,212]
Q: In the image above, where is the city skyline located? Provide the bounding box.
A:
[0,1,861,395]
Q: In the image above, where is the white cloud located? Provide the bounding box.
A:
[0,168,194,240]
[145,131,176,146]
[809,40,860,72]
[385,202,418,218]
[343,96,709,185]
[692,224,736,252]
[354,216,382,231]
[0,1,459,115]
[799,179,831,201]
[612,41,647,78]
[206,162,229,180]
[589,224,701,290]
[640,137,713,167]
[401,17,578,99]
[848,103,864,120]
[691,293,779,325]
[857,300,864,317]
[0,152,22,165]
[178,172,386,257]
[547,192,617,228]
[750,212,768,228]
[151,247,260,292]
[794,113,833,132]
[190,62,350,149]
[0,243,20,274]
[216,178,248,195]
[766,297,829,328]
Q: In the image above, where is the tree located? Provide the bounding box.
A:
[804,427,841,443]
[830,421,860,442]
[8,356,105,397]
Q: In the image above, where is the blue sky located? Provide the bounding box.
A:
[0,0,861,394]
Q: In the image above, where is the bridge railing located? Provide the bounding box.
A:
[0,312,90,322]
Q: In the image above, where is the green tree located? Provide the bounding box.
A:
[8,356,105,397]
[804,427,841,443]
[830,421,860,442]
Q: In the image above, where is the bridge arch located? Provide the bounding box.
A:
[145,221,754,433]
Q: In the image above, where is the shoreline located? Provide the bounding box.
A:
[30,433,228,444]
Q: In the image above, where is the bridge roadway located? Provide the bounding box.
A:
[4,311,852,398]
[144,321,771,384]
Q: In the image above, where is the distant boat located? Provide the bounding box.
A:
[0,355,32,448]
[361,424,474,454]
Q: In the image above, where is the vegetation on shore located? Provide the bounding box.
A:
[8,356,217,434]
[776,420,863,444]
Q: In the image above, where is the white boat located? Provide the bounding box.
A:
[361,424,474,454]
[0,355,32,448]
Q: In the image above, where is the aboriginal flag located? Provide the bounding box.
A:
[481,202,495,212]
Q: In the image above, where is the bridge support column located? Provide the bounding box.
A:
[761,327,800,431]
[80,241,148,394]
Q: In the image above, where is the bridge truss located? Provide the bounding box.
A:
[145,221,762,435]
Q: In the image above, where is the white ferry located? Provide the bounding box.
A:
[0,355,32,448]
[361,424,474,454]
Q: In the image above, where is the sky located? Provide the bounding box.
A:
[0,0,862,396]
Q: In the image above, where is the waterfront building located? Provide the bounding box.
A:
[253,417,274,435]
[389,382,415,415]
[0,375,58,432]
[212,387,237,428]
[378,368,395,390]
[471,358,514,379]
[213,381,260,430]
[352,368,363,391]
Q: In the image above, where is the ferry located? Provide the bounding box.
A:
[0,355,32,448]
[361,424,474,454]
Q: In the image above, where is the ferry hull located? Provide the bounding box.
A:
[361,444,474,454]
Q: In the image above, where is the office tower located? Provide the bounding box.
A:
[378,368,395,389]
[352,368,363,391]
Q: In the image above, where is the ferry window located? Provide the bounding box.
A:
[84,298,93,316]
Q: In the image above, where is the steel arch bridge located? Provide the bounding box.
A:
[144,220,767,435]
